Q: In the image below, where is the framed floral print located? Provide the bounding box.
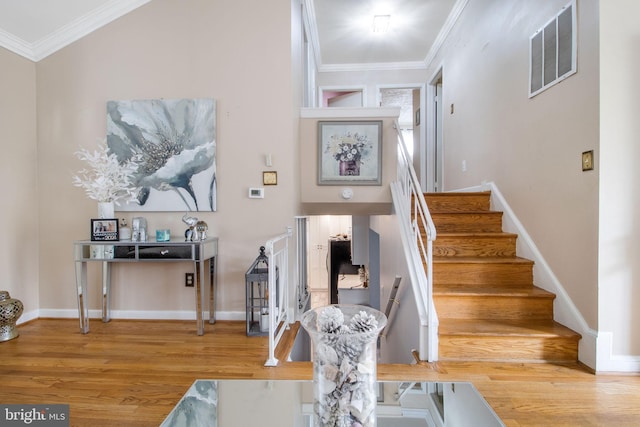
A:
[318,120,383,185]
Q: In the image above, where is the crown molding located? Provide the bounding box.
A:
[424,0,469,68]
[0,28,35,61]
[0,0,152,62]
[302,0,322,70]
[318,60,427,73]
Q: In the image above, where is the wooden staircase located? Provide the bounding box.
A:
[424,191,581,363]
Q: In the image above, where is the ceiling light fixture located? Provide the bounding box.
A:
[372,15,390,33]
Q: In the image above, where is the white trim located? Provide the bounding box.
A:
[454,182,640,372]
[596,332,640,373]
[0,0,151,62]
[453,182,598,370]
[424,0,469,68]
[426,65,445,192]
[318,61,427,73]
[16,309,40,325]
[0,28,35,61]
[35,309,246,322]
[302,0,322,72]
[300,107,401,119]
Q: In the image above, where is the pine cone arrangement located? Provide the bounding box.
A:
[349,310,378,334]
[304,305,386,427]
[318,305,344,334]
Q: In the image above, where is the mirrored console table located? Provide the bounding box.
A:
[73,237,218,335]
[161,379,504,427]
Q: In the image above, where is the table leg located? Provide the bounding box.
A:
[195,260,204,335]
[209,256,216,324]
[75,261,89,334]
[102,261,111,323]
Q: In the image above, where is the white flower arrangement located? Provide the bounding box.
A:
[326,132,373,163]
[72,140,140,204]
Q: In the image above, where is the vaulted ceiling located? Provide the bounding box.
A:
[0,0,464,68]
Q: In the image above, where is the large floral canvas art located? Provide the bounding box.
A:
[106,98,217,211]
[318,121,382,185]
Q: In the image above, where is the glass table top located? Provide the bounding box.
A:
[160,379,504,427]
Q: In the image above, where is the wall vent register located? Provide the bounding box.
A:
[529,0,576,98]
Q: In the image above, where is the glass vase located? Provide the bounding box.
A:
[338,160,361,176]
[301,304,387,427]
[98,201,115,219]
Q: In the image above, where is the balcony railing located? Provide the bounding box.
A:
[263,227,293,367]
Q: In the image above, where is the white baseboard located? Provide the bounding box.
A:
[452,182,604,370]
[17,309,40,324]
[596,332,640,373]
[31,309,246,322]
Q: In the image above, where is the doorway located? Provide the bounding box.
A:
[307,215,377,309]
[378,85,426,188]
[426,69,444,192]
[318,87,366,107]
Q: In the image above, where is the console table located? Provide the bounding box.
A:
[73,237,218,335]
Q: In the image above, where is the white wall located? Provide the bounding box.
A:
[30,0,301,318]
[0,49,39,321]
[371,214,420,364]
[598,0,640,370]
[317,69,426,108]
[425,0,601,344]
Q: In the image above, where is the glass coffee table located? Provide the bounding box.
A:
[160,379,504,426]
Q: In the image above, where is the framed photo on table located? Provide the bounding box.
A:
[91,219,119,241]
[318,120,382,185]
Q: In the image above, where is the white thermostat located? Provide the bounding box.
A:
[249,187,264,198]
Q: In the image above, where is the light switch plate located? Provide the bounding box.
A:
[582,150,594,171]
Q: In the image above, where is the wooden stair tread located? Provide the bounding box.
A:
[422,190,580,363]
[433,285,555,298]
[430,211,500,216]
[438,319,581,339]
[435,232,517,238]
[433,256,533,264]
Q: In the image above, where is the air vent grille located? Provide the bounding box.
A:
[529,1,576,98]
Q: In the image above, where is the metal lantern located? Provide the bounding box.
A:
[245,246,278,336]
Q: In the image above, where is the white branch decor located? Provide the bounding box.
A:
[302,304,387,427]
[72,140,140,204]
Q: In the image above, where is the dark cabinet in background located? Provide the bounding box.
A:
[328,239,359,304]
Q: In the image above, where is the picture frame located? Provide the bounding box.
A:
[318,120,383,185]
[91,219,119,241]
[263,171,277,185]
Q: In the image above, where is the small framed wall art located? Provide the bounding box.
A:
[263,171,277,185]
[91,219,119,241]
[318,120,382,185]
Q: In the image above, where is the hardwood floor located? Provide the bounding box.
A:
[1,319,639,426]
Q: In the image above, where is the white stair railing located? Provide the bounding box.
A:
[391,120,439,362]
[264,227,293,367]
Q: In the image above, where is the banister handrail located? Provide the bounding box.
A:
[392,120,438,362]
[263,227,293,367]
